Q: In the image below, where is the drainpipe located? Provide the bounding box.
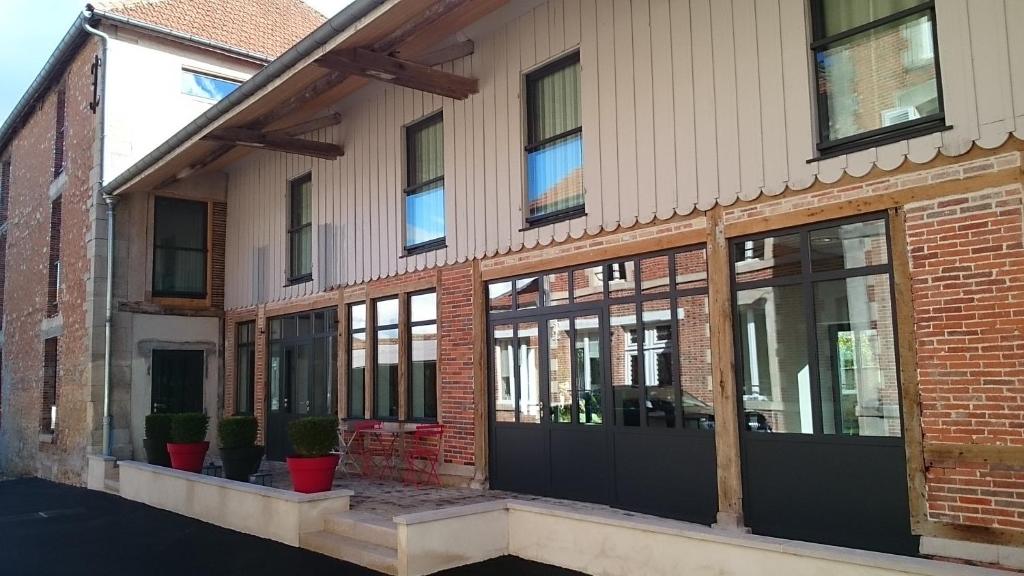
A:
[82,6,115,456]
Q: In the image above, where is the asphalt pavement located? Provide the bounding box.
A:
[0,477,582,576]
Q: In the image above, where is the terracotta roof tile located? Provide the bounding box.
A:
[98,0,326,58]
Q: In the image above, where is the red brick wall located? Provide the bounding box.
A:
[438,264,475,467]
[0,38,98,483]
[906,184,1024,530]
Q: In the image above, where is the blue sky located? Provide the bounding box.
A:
[0,0,354,123]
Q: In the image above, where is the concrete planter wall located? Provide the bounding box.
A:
[117,460,352,546]
[396,501,1008,576]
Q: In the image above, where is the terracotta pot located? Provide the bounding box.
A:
[167,441,210,473]
[286,454,340,493]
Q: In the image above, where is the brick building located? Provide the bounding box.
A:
[62,0,1024,571]
[0,0,324,483]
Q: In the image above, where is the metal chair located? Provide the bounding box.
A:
[337,421,363,476]
[402,424,444,487]
[347,420,384,478]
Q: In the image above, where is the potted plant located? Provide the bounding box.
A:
[219,415,264,482]
[286,416,339,493]
[167,412,210,473]
[143,413,173,467]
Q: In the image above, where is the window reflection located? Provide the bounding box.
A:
[575,315,603,425]
[493,324,515,422]
[610,304,639,426]
[181,70,239,101]
[678,295,714,430]
[642,300,675,428]
[517,322,541,423]
[549,318,572,423]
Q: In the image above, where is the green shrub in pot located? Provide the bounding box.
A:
[218,415,264,482]
[286,416,339,493]
[167,412,210,473]
[143,413,173,467]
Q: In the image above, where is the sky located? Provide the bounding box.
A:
[0,0,355,123]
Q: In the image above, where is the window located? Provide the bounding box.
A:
[374,298,399,419]
[812,0,942,150]
[0,158,10,227]
[732,216,901,437]
[348,303,366,418]
[408,291,438,421]
[53,86,66,179]
[405,114,445,252]
[181,70,240,101]
[47,198,62,317]
[235,322,256,414]
[152,196,208,298]
[288,174,312,282]
[41,338,58,432]
[488,245,713,429]
[525,53,583,224]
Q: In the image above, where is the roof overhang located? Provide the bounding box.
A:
[103,0,508,197]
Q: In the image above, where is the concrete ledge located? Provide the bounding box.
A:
[86,455,116,491]
[922,536,1024,571]
[118,460,352,546]
[394,499,1013,576]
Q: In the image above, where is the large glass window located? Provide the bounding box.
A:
[235,321,256,414]
[525,53,583,224]
[732,215,901,437]
[288,174,313,282]
[812,0,942,149]
[152,196,208,298]
[181,70,240,101]
[348,303,366,419]
[405,114,445,251]
[267,308,338,417]
[409,291,438,420]
[488,245,712,430]
[374,298,399,419]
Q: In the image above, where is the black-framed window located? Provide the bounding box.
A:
[288,174,313,283]
[348,303,366,419]
[153,196,208,298]
[374,297,399,420]
[405,114,445,253]
[487,245,713,430]
[41,337,58,432]
[181,69,240,102]
[408,291,438,421]
[812,0,943,152]
[525,52,583,225]
[267,308,338,416]
[732,214,902,437]
[53,85,66,179]
[151,349,204,414]
[235,321,256,414]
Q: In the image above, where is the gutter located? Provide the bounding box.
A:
[81,7,115,458]
[100,0,388,198]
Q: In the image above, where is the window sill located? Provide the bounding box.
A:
[520,207,586,231]
[809,119,951,163]
[284,274,313,287]
[403,239,447,257]
[39,432,55,444]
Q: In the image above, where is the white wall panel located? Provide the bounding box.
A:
[224,0,1024,310]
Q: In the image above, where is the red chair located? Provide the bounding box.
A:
[347,420,383,478]
[402,424,444,487]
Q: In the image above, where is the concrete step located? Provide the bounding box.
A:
[323,511,398,549]
[300,530,398,576]
[103,479,120,495]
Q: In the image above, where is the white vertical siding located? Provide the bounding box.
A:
[224,0,1024,310]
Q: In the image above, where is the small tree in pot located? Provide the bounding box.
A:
[143,413,173,467]
[219,416,264,482]
[286,416,339,493]
[167,413,210,473]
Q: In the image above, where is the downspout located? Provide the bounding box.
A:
[82,6,115,457]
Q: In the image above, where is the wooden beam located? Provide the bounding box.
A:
[409,39,475,66]
[316,48,478,100]
[706,206,746,531]
[890,206,929,534]
[924,442,1024,468]
[265,113,343,138]
[203,127,343,160]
